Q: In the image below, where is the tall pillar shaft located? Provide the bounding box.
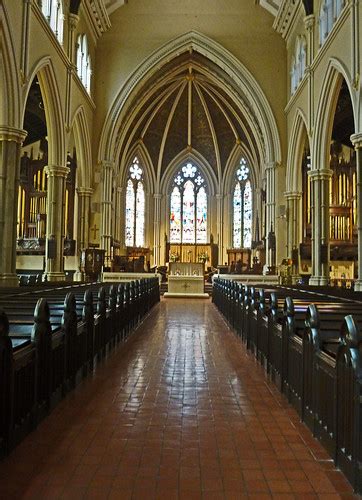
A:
[153,193,162,267]
[100,161,114,268]
[0,127,27,286]
[309,169,332,286]
[44,165,70,281]
[114,186,123,245]
[265,162,277,267]
[351,134,362,290]
[285,191,302,258]
[77,187,93,250]
[216,193,223,264]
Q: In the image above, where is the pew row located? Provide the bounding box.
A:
[0,277,160,456]
[212,278,362,494]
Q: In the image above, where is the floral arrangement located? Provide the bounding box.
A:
[169,251,179,262]
[198,251,209,263]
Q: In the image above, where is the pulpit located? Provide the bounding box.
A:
[164,262,208,298]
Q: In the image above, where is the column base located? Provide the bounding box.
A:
[353,280,362,291]
[43,272,66,282]
[0,273,20,287]
[309,276,329,286]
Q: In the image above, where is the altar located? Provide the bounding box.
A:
[164,262,209,298]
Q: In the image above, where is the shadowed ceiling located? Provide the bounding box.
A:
[119,51,260,179]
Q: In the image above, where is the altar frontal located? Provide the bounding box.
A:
[164,262,209,298]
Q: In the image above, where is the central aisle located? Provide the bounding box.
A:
[0,299,355,499]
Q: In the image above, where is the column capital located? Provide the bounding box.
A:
[304,14,315,30]
[99,159,115,170]
[265,161,278,171]
[116,186,123,194]
[285,191,302,200]
[153,193,162,200]
[68,13,79,30]
[351,133,362,149]
[216,193,223,200]
[308,168,333,180]
[45,165,70,178]
[77,186,93,196]
[0,126,27,143]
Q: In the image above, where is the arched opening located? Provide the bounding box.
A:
[327,79,356,285]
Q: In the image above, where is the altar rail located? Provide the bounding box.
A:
[213,278,362,494]
[0,278,160,456]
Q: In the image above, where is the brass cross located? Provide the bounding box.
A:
[91,224,99,239]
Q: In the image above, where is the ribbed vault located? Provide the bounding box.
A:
[119,51,261,184]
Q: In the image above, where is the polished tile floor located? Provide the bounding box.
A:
[0,298,357,499]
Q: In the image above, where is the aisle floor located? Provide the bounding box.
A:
[0,298,357,499]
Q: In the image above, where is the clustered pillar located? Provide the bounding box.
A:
[309,168,332,286]
[100,161,114,268]
[351,133,362,290]
[77,187,93,250]
[153,193,162,267]
[0,127,27,286]
[44,165,70,281]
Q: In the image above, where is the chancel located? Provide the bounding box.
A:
[1,0,362,496]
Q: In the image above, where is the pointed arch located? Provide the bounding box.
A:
[122,141,156,195]
[161,149,217,197]
[24,57,65,166]
[312,59,356,173]
[70,105,92,187]
[286,108,309,192]
[223,144,259,195]
[0,2,21,128]
[98,31,281,168]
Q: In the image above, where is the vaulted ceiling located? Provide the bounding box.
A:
[118,51,260,180]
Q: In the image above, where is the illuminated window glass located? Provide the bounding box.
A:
[76,34,92,93]
[125,157,145,247]
[170,187,181,243]
[40,0,64,44]
[169,163,207,244]
[233,158,253,248]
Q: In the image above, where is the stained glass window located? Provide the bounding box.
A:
[125,157,145,247]
[233,159,253,248]
[169,163,207,244]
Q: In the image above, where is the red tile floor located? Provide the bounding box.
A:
[0,298,358,499]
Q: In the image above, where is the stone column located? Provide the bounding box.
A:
[65,13,79,128]
[44,165,70,281]
[76,187,93,250]
[265,161,277,267]
[351,133,362,290]
[304,15,315,133]
[153,193,162,267]
[114,186,123,245]
[285,191,302,258]
[100,161,114,268]
[309,169,332,286]
[0,127,27,286]
[216,193,223,264]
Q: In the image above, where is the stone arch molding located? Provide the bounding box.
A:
[70,106,93,188]
[312,58,357,173]
[98,31,282,168]
[286,108,309,193]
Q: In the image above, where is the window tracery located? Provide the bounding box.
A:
[233,158,253,248]
[125,157,145,247]
[40,0,64,44]
[169,163,207,244]
[76,34,92,93]
[319,0,345,45]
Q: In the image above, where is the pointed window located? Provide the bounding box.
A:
[169,163,207,244]
[125,157,145,247]
[233,158,253,248]
[76,34,92,93]
[40,0,64,44]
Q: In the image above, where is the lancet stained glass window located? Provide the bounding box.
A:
[233,158,253,248]
[169,163,207,244]
[125,157,145,247]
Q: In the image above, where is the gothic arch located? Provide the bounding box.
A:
[70,106,92,188]
[98,31,282,168]
[312,58,356,172]
[222,144,259,195]
[160,149,217,197]
[24,57,65,167]
[122,142,156,195]
[286,108,309,192]
[0,2,21,128]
